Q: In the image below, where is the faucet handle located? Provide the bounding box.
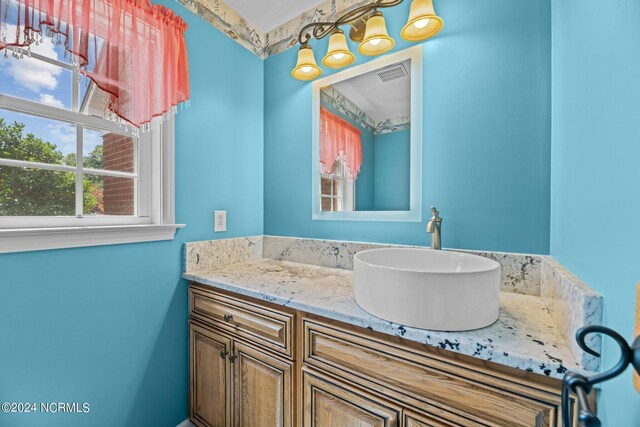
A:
[430,206,440,219]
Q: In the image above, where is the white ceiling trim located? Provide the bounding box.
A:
[176,0,370,58]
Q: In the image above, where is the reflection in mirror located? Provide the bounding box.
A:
[312,45,421,222]
[319,59,410,212]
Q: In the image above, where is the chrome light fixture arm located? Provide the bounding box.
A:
[296,0,404,46]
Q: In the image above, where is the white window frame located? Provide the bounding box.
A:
[0,50,183,253]
[320,159,355,212]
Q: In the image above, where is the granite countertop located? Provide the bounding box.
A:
[184,257,581,379]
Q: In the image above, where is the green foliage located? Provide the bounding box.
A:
[63,152,77,167]
[85,144,103,170]
[0,118,103,216]
[83,144,103,187]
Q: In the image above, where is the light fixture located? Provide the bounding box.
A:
[322,29,355,68]
[401,0,444,42]
[291,0,443,80]
[358,11,395,56]
[291,45,322,80]
[348,17,369,43]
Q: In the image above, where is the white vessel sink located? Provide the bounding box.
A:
[354,248,501,331]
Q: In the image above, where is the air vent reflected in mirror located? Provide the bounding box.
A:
[376,63,408,83]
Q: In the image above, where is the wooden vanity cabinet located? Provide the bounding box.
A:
[301,317,565,426]
[189,320,294,427]
[189,283,581,427]
[189,284,295,427]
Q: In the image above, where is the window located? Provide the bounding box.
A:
[320,159,355,212]
[0,45,181,253]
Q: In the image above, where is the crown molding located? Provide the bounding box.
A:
[321,86,410,135]
[177,0,267,57]
[321,87,377,133]
[176,0,371,59]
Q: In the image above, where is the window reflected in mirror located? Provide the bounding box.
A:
[320,159,355,212]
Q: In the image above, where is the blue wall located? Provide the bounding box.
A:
[373,129,410,211]
[0,0,264,425]
[550,0,640,423]
[356,131,375,210]
[264,0,551,253]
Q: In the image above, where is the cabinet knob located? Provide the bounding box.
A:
[219,350,229,360]
[229,354,238,363]
[223,314,233,322]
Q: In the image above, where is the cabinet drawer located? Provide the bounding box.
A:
[190,286,293,357]
[303,318,558,427]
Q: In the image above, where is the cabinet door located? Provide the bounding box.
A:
[303,370,401,427]
[404,410,462,427]
[190,322,232,427]
[232,341,293,427]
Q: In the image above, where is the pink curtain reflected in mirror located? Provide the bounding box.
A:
[320,106,362,179]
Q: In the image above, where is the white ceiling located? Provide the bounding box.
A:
[331,59,411,122]
[224,0,325,32]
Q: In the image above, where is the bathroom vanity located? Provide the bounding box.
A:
[189,283,570,427]
[184,236,602,427]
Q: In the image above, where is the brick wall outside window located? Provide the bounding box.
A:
[102,133,135,215]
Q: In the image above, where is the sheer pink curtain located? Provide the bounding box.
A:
[320,107,362,179]
[0,0,190,128]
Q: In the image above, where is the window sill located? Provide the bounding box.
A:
[0,224,185,254]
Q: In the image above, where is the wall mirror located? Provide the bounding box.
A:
[312,46,422,221]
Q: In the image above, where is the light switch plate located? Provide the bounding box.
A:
[214,210,226,232]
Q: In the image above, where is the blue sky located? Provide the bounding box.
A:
[1,23,103,162]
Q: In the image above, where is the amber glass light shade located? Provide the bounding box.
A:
[358,12,395,56]
[322,30,355,68]
[291,45,322,80]
[401,0,444,42]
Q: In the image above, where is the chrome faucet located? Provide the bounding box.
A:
[426,206,442,250]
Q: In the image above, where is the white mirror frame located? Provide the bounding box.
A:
[311,45,423,222]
